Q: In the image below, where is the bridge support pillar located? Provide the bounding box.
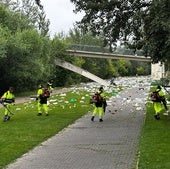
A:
[151,62,165,80]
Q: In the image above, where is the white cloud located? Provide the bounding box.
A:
[42,0,84,36]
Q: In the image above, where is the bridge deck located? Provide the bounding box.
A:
[67,50,151,62]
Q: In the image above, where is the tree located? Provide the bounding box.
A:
[35,0,43,9]
[143,0,170,63]
[0,1,53,93]
[1,0,50,36]
[0,5,33,33]
[137,66,144,75]
[0,29,51,92]
[70,0,149,49]
[19,0,50,36]
[0,26,9,58]
[70,0,170,64]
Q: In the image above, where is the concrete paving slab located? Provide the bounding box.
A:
[6,86,147,169]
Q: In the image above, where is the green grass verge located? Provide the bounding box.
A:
[137,101,170,169]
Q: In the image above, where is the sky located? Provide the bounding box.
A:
[41,0,84,37]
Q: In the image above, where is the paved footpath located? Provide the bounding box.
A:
[6,86,147,169]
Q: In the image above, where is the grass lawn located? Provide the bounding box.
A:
[137,101,170,169]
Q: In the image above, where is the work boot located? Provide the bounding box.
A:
[3,115,10,122]
[37,113,42,116]
[91,116,94,121]
[7,116,10,121]
[154,114,160,120]
[99,119,103,122]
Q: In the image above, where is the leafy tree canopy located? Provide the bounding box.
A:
[70,0,170,64]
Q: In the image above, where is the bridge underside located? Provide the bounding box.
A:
[55,58,110,86]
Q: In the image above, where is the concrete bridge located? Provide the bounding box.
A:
[55,47,164,85]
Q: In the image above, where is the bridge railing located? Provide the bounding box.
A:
[68,44,145,56]
[68,44,110,53]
